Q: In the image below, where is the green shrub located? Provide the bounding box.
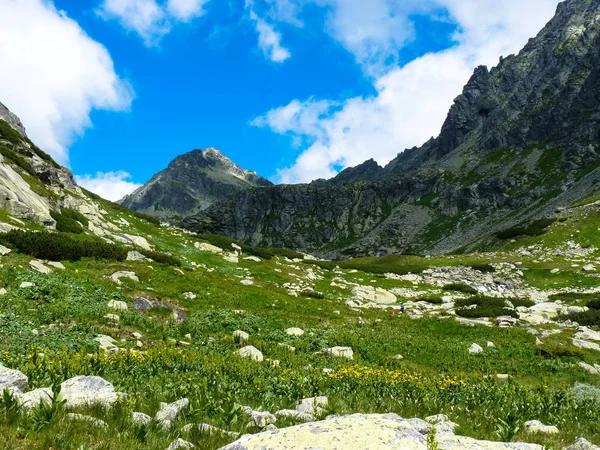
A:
[497,218,557,240]
[538,342,585,358]
[455,296,518,319]
[587,299,600,310]
[511,298,535,308]
[549,292,598,302]
[470,264,495,273]
[195,234,303,261]
[137,248,181,266]
[25,138,60,168]
[0,119,23,144]
[0,145,36,177]
[443,283,478,294]
[417,296,443,305]
[0,230,127,262]
[50,210,84,234]
[557,309,600,327]
[60,208,89,227]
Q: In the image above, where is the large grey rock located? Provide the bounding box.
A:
[220,413,543,449]
[239,346,263,362]
[60,375,124,407]
[155,398,189,423]
[0,364,28,393]
[323,346,354,360]
[565,438,600,450]
[17,388,53,409]
[110,271,139,284]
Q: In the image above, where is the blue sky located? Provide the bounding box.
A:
[0,0,561,200]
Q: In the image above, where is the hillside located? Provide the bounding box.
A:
[2,101,600,449]
[120,149,272,221]
[183,0,600,259]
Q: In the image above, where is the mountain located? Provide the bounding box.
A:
[183,0,600,258]
[120,148,273,220]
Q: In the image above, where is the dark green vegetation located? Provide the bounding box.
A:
[50,209,89,234]
[197,234,304,260]
[497,219,557,240]
[443,283,479,295]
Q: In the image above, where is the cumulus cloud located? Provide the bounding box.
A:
[246,1,291,63]
[253,0,561,183]
[0,0,134,165]
[97,0,211,45]
[75,171,142,201]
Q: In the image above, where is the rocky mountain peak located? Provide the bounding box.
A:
[0,102,26,138]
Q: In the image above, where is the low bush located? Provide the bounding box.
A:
[138,248,181,266]
[470,264,496,273]
[196,234,304,261]
[417,296,443,305]
[0,230,127,262]
[587,299,600,310]
[50,209,88,234]
[0,145,36,178]
[538,342,585,358]
[0,119,23,144]
[496,218,557,240]
[511,298,535,308]
[455,296,518,319]
[549,292,598,302]
[557,309,600,327]
[443,283,478,295]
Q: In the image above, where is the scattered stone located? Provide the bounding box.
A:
[132,412,153,425]
[523,420,559,435]
[575,328,600,342]
[233,330,250,342]
[67,413,108,429]
[0,244,11,256]
[551,268,560,274]
[469,343,483,354]
[296,396,328,418]
[240,279,254,286]
[194,242,222,254]
[496,374,510,380]
[285,327,305,336]
[487,341,496,348]
[165,438,195,450]
[323,347,354,360]
[110,271,139,285]
[393,354,404,360]
[583,265,596,272]
[0,288,6,296]
[578,362,600,376]
[105,313,120,323]
[29,260,52,274]
[155,398,190,424]
[239,406,277,429]
[239,345,263,362]
[46,261,65,270]
[19,282,34,289]
[127,251,150,261]
[60,375,125,408]
[244,256,261,262]
[0,364,28,393]
[181,423,238,437]
[183,292,197,300]
[95,335,119,353]
[565,438,600,450]
[352,286,397,305]
[108,300,128,311]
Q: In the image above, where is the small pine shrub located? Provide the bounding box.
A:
[470,264,495,273]
[417,296,443,305]
[557,309,600,326]
[497,218,557,240]
[0,119,23,144]
[137,248,181,266]
[0,145,36,177]
[455,295,518,319]
[538,342,585,358]
[0,230,127,262]
[443,283,478,295]
[587,299,600,310]
[60,208,89,227]
[50,210,84,234]
[511,297,535,308]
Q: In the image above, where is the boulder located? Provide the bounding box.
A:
[127,251,150,261]
[233,330,250,342]
[46,261,65,270]
[194,242,223,254]
[352,286,397,305]
[565,438,600,450]
[108,300,128,311]
[60,375,125,408]
[0,244,11,256]
[523,420,559,435]
[155,398,190,423]
[573,339,600,351]
[132,411,153,425]
[285,327,305,337]
[0,364,28,393]
[244,256,261,262]
[296,396,328,418]
[239,346,263,362]
[239,405,277,429]
[110,271,139,284]
[17,388,52,409]
[220,413,544,450]
[181,423,238,438]
[323,347,354,360]
[29,260,52,274]
[19,282,34,288]
[468,343,483,354]
[95,335,119,353]
[166,438,195,450]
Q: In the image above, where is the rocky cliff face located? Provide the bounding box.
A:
[120,148,272,220]
[183,0,600,258]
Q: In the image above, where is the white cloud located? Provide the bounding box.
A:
[253,0,561,183]
[98,0,211,45]
[167,0,209,21]
[75,171,142,201]
[0,0,134,165]
[246,2,291,63]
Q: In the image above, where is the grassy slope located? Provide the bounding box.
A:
[0,199,599,449]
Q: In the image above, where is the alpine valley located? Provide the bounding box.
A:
[2,1,600,450]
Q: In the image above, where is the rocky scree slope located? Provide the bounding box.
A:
[120,148,272,221]
[184,0,600,259]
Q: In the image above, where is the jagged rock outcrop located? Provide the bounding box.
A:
[120,148,272,220]
[184,0,600,258]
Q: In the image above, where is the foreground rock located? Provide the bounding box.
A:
[220,413,543,449]
[60,376,125,407]
[0,364,29,393]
